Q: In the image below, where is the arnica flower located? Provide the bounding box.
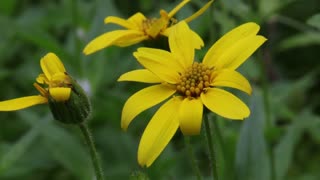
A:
[83,0,213,55]
[118,21,267,167]
[0,53,90,124]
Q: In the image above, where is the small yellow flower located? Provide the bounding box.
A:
[83,0,213,55]
[118,21,267,167]
[0,53,71,111]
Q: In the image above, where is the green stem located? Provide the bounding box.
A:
[204,113,218,180]
[208,0,215,42]
[79,123,104,180]
[184,136,202,180]
[259,50,275,180]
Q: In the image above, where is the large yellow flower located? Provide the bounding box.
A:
[0,53,71,111]
[118,21,267,167]
[83,0,213,55]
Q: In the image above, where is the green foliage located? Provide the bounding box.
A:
[0,0,320,179]
[235,90,271,180]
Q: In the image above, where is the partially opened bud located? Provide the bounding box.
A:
[0,52,91,119]
[48,76,91,124]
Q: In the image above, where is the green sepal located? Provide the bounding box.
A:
[48,77,91,124]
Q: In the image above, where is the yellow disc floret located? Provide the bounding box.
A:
[141,10,176,39]
[176,62,213,98]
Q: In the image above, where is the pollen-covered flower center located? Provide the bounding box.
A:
[141,18,168,38]
[142,10,171,38]
[142,19,157,32]
[176,62,213,98]
[49,72,72,88]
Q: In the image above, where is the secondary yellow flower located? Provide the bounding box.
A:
[83,0,213,55]
[0,53,71,111]
[118,21,267,167]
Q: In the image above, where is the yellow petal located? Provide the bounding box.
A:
[104,16,137,30]
[49,87,71,102]
[51,72,69,85]
[169,21,201,69]
[113,35,148,47]
[137,47,185,72]
[201,88,250,119]
[121,84,176,130]
[138,97,182,167]
[189,28,205,49]
[211,69,252,95]
[0,95,47,111]
[183,0,214,23]
[168,0,191,18]
[118,69,162,83]
[203,22,261,68]
[179,98,203,135]
[164,24,204,49]
[213,35,267,70]
[83,30,146,55]
[161,26,171,36]
[36,73,49,84]
[127,12,147,27]
[133,48,180,84]
[40,53,66,81]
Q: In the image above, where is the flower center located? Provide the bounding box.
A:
[49,72,72,88]
[141,10,173,38]
[176,62,213,98]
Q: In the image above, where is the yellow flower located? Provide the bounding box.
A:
[0,53,91,124]
[83,0,213,55]
[0,53,71,111]
[118,21,267,167]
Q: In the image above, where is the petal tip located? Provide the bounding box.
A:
[103,16,111,24]
[121,118,129,131]
[83,45,94,55]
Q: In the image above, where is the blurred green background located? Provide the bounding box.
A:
[0,0,320,179]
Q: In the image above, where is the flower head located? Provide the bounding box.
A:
[0,53,90,124]
[118,21,267,167]
[83,0,213,55]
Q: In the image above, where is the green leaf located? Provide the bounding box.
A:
[0,0,17,15]
[307,14,320,30]
[0,116,48,175]
[41,123,93,180]
[271,70,316,106]
[274,110,320,180]
[258,0,297,18]
[15,27,71,60]
[278,32,320,51]
[235,89,271,180]
[20,112,93,180]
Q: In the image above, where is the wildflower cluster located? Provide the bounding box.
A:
[0,0,267,173]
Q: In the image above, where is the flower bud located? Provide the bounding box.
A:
[48,77,91,124]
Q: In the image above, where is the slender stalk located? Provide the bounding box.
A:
[259,49,275,180]
[208,0,215,42]
[184,136,202,180]
[204,113,218,180]
[79,123,104,180]
[211,117,225,156]
[260,61,271,127]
